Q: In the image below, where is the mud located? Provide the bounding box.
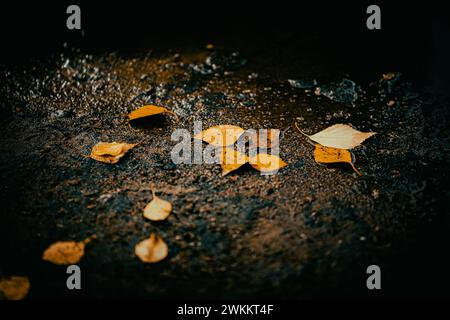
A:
[0,34,449,299]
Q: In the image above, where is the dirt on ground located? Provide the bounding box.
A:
[0,35,449,299]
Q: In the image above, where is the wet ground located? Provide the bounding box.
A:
[0,31,449,299]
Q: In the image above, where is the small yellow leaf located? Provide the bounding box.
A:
[314,144,361,175]
[195,125,245,147]
[249,153,287,173]
[135,233,168,263]
[219,147,248,176]
[42,238,91,265]
[128,105,177,120]
[0,276,30,300]
[143,190,172,221]
[90,142,136,164]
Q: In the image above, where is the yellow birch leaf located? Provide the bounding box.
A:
[219,147,248,176]
[0,276,30,300]
[42,238,92,265]
[128,105,178,120]
[314,144,361,175]
[249,153,287,173]
[244,129,280,149]
[135,233,168,263]
[195,125,245,147]
[143,189,172,221]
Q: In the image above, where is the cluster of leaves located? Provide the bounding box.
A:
[194,125,287,176]
[295,123,376,175]
[0,102,376,299]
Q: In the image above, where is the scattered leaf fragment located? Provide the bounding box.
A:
[135,233,168,263]
[42,238,92,265]
[314,144,361,175]
[219,147,248,176]
[387,100,395,107]
[195,125,245,147]
[90,141,136,164]
[128,105,178,121]
[249,153,287,173]
[296,123,376,149]
[143,189,172,221]
[0,276,30,300]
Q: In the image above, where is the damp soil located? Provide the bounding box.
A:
[0,33,449,299]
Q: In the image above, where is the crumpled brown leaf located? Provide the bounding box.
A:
[90,142,137,164]
[135,233,168,263]
[0,276,30,300]
[42,237,93,265]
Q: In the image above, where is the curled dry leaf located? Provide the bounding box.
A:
[219,147,248,176]
[128,105,178,121]
[135,233,168,263]
[143,189,172,221]
[42,238,92,265]
[195,125,245,147]
[90,142,136,164]
[314,144,361,175]
[0,276,30,300]
[296,123,376,149]
[249,154,287,173]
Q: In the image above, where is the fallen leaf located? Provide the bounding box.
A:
[128,105,178,121]
[0,276,30,300]
[195,125,245,147]
[296,123,376,149]
[90,142,136,164]
[143,189,172,221]
[219,147,248,176]
[135,233,168,263]
[249,153,287,173]
[42,238,92,265]
[244,129,280,149]
[314,144,361,175]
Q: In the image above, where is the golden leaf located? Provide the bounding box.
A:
[42,238,92,265]
[296,123,375,149]
[135,233,168,263]
[143,189,172,221]
[90,142,136,164]
[219,147,248,176]
[249,153,287,173]
[244,129,280,149]
[128,105,178,121]
[195,125,245,147]
[314,144,361,175]
[0,276,30,300]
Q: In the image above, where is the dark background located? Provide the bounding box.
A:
[1,1,449,97]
